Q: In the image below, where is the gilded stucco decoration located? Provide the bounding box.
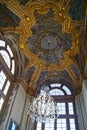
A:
[0,0,85,95]
[27,9,72,66]
[19,0,79,72]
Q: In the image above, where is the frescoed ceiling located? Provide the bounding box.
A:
[0,3,20,27]
[0,0,86,96]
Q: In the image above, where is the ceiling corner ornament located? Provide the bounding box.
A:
[18,0,79,70]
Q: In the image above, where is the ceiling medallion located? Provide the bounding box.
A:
[41,35,58,51]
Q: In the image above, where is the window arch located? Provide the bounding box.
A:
[0,39,15,111]
[0,40,15,75]
[49,89,64,95]
[49,83,72,95]
[36,83,79,130]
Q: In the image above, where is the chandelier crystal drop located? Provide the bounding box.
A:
[27,90,59,123]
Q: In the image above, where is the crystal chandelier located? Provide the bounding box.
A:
[27,90,59,123]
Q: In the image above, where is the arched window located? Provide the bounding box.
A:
[0,39,15,111]
[36,83,78,130]
[0,40,15,74]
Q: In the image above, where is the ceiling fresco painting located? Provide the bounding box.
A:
[68,0,85,21]
[0,0,86,96]
[70,64,80,79]
[19,0,33,5]
[27,9,72,66]
[25,66,36,83]
[0,3,20,27]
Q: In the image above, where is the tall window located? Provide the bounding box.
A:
[36,83,78,130]
[0,40,15,111]
[0,40,15,74]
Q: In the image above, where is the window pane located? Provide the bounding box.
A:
[57,119,67,130]
[50,83,61,88]
[0,71,6,90]
[3,80,10,95]
[7,45,13,57]
[45,122,54,129]
[62,85,71,95]
[0,50,10,68]
[45,122,54,127]
[0,98,4,110]
[68,102,74,114]
[36,122,41,130]
[11,60,15,74]
[70,119,76,130]
[57,103,66,114]
[49,89,64,96]
[0,40,5,47]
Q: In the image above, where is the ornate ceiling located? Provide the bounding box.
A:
[0,0,86,96]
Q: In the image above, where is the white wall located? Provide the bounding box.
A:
[10,84,26,124]
[20,95,36,130]
[75,94,85,130]
[82,80,87,114]
[1,84,26,130]
[20,95,31,130]
[75,80,87,130]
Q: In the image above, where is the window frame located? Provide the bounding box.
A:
[0,40,15,75]
[35,83,79,130]
[0,39,15,113]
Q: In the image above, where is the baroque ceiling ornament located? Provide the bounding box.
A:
[27,9,72,66]
[19,0,79,70]
[0,0,82,95]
